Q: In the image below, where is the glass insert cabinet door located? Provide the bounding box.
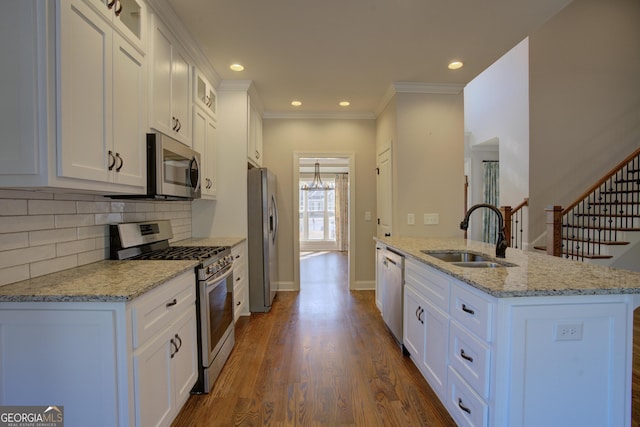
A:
[299,179,336,243]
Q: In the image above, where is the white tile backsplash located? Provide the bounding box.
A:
[0,190,192,286]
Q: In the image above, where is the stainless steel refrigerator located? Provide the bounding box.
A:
[247,168,279,312]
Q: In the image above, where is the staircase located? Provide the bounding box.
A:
[544,147,640,265]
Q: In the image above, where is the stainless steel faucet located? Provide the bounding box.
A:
[460,203,508,258]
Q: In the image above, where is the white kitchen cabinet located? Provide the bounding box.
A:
[232,242,250,320]
[133,307,197,427]
[194,68,217,120]
[149,14,192,146]
[375,244,384,311]
[247,95,263,167]
[193,106,218,199]
[0,270,197,427]
[0,0,146,194]
[404,258,450,400]
[85,0,146,51]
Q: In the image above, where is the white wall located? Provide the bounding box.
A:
[464,38,530,243]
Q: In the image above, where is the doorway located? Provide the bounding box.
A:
[293,153,355,290]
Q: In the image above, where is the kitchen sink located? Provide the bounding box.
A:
[420,250,517,268]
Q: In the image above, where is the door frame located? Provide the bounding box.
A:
[293,152,356,290]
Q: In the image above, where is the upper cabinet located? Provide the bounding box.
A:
[0,0,146,194]
[193,106,218,199]
[247,95,263,167]
[149,14,192,146]
[59,0,146,188]
[194,69,217,120]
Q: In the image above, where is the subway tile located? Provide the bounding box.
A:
[0,199,28,216]
[0,215,55,233]
[145,212,163,220]
[122,212,146,222]
[54,192,96,201]
[29,228,77,246]
[0,265,30,287]
[94,235,108,249]
[78,249,105,266]
[55,214,94,228]
[30,255,77,279]
[135,202,157,212]
[77,225,107,240]
[95,212,123,225]
[0,189,53,200]
[28,199,77,215]
[0,244,56,269]
[110,201,125,213]
[56,239,95,257]
[0,233,29,251]
[77,201,111,214]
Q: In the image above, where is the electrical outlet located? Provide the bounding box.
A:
[424,213,439,225]
[408,213,415,225]
[554,322,584,341]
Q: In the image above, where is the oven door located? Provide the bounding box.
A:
[199,266,234,367]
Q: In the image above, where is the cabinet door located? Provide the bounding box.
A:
[422,297,449,399]
[172,308,198,408]
[171,45,191,145]
[150,20,173,137]
[376,147,392,237]
[204,118,218,197]
[375,246,384,311]
[59,0,112,183]
[404,285,426,369]
[134,329,173,427]
[112,32,145,187]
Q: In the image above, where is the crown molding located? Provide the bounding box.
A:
[375,82,466,116]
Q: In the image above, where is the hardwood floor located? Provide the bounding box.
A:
[172,251,455,426]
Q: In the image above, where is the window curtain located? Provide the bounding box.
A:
[334,173,349,252]
[482,161,499,244]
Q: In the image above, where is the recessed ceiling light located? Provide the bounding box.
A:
[291,100,302,107]
[339,101,350,107]
[448,61,464,70]
[230,63,244,71]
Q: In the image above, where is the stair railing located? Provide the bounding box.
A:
[546,146,640,260]
[501,198,528,249]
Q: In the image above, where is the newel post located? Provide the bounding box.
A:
[501,206,512,247]
[545,205,563,257]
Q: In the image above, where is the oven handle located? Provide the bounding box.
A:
[204,264,233,289]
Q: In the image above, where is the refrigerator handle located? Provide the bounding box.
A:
[271,194,279,244]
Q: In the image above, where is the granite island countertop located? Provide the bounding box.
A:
[0,260,198,303]
[376,236,640,298]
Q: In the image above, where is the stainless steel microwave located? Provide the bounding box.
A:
[146,133,201,200]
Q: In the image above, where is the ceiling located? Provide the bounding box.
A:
[165,0,571,117]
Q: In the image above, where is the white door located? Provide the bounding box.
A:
[377,147,392,237]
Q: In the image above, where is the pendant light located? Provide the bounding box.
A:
[301,162,334,190]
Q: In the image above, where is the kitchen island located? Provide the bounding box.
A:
[376,236,640,427]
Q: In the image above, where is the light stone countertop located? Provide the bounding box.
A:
[174,236,246,248]
[0,260,198,303]
[376,236,640,298]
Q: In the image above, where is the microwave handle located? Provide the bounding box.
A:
[189,156,202,192]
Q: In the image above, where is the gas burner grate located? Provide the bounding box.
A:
[132,246,226,261]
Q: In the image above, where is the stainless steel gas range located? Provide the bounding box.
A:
[110,220,235,394]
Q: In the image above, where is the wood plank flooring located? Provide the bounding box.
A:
[172,251,455,426]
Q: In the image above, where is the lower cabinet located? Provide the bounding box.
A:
[401,255,631,427]
[133,307,197,427]
[0,270,197,427]
[232,242,250,321]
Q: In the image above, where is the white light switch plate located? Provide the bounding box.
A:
[424,213,439,225]
[408,213,415,225]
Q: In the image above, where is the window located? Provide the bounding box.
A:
[299,177,336,248]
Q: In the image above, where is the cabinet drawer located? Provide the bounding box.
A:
[450,283,494,342]
[449,321,491,399]
[131,271,196,349]
[447,367,488,427]
[234,282,247,321]
[405,259,450,310]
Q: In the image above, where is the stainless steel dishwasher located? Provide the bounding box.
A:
[381,248,404,345]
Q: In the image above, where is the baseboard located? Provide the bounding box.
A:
[276,281,296,291]
[355,280,375,291]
